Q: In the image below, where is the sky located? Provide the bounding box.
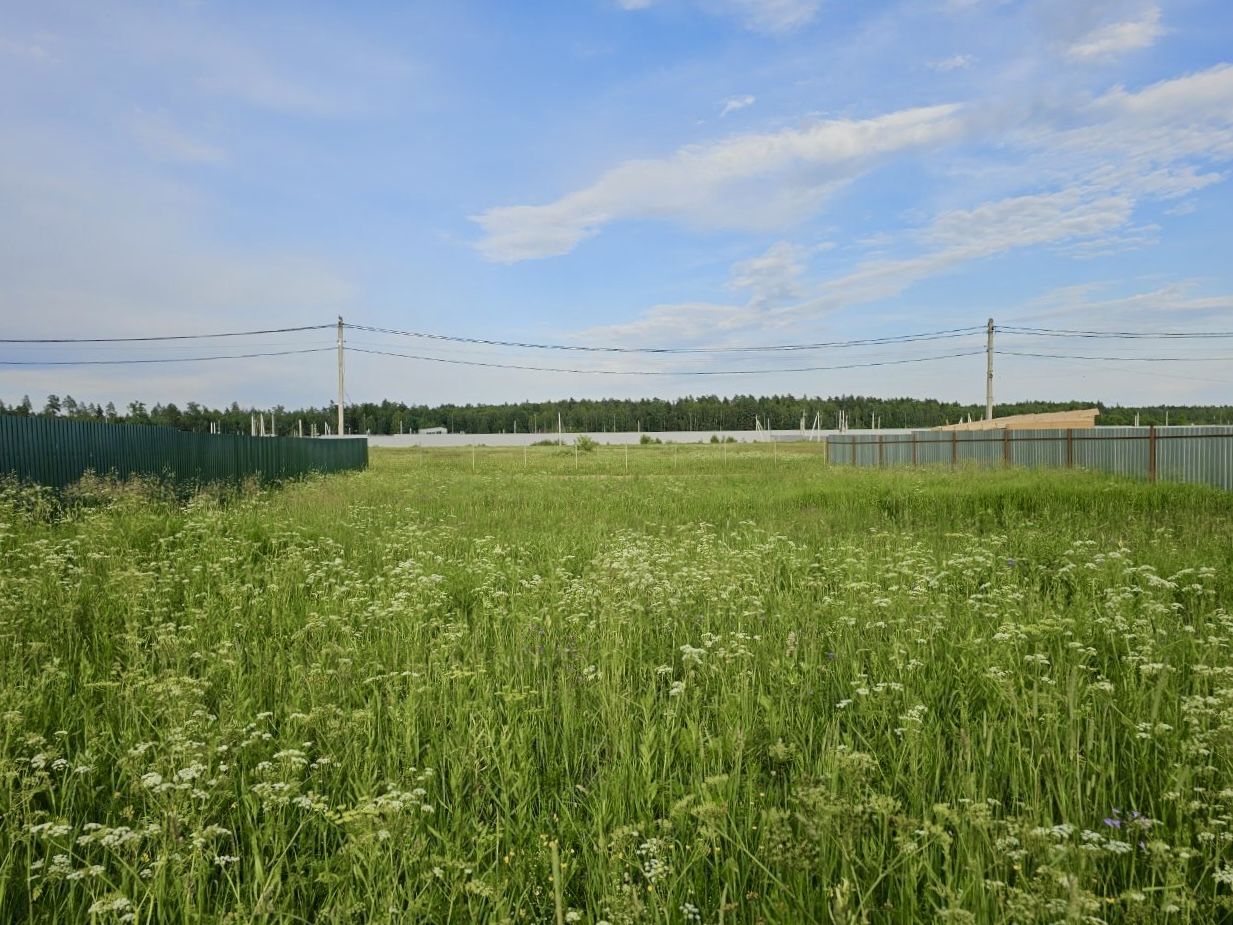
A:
[2,0,1233,412]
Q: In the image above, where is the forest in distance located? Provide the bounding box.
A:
[2,393,1231,436]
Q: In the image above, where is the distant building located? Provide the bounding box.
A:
[418,426,447,435]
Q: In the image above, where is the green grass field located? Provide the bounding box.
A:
[3,444,1233,923]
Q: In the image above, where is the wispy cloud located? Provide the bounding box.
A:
[0,35,56,63]
[729,241,808,307]
[780,66,1233,312]
[130,110,226,165]
[570,63,1233,345]
[0,137,352,382]
[724,0,823,34]
[472,104,964,262]
[928,54,973,72]
[573,239,844,350]
[1066,4,1164,61]
[720,94,756,116]
[616,0,822,34]
[1008,279,1233,323]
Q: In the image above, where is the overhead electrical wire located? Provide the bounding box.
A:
[0,324,334,344]
[0,347,335,366]
[5,318,1232,375]
[1,340,338,353]
[996,349,1233,362]
[995,350,1233,386]
[347,346,987,376]
[344,322,986,353]
[999,325,1233,339]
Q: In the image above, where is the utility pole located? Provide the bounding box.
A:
[985,317,995,422]
[337,316,345,436]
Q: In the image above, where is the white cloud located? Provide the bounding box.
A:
[578,302,762,348]
[615,0,822,34]
[74,2,416,119]
[0,135,353,408]
[130,110,226,165]
[729,241,808,307]
[780,189,1134,312]
[928,54,973,72]
[0,36,56,63]
[1066,5,1163,61]
[473,103,963,262]
[924,188,1135,253]
[574,63,1233,345]
[720,94,756,116]
[722,0,823,34]
[1009,280,1233,324]
[1092,62,1233,125]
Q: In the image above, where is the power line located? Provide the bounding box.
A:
[1000,325,1233,339]
[348,346,986,376]
[1,340,338,352]
[996,350,1233,386]
[997,349,1233,362]
[0,324,333,344]
[344,322,985,353]
[0,347,334,366]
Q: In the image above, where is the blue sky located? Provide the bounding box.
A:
[2,0,1233,410]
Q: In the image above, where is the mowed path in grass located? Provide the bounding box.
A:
[3,446,1233,923]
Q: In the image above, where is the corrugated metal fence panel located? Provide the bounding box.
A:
[825,426,1233,491]
[1071,427,1142,481]
[914,432,948,466]
[883,436,913,466]
[1158,426,1233,491]
[1011,429,1068,469]
[957,431,1002,466]
[0,415,367,488]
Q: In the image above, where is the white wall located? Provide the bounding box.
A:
[364,429,914,447]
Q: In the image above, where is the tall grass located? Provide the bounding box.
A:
[2,445,1233,923]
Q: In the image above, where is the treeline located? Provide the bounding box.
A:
[2,393,1231,435]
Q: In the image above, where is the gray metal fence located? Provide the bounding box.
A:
[826,426,1233,491]
[0,414,368,489]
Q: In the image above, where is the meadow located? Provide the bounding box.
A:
[3,443,1233,924]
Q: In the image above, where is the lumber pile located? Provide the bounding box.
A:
[933,408,1099,431]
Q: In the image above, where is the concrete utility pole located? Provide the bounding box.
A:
[985,317,995,422]
[337,316,345,436]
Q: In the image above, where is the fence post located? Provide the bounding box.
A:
[850,438,856,466]
[1066,430,1074,469]
[1148,424,1157,484]
[951,431,958,467]
[911,432,918,466]
[878,434,885,467]
[1002,429,1011,468]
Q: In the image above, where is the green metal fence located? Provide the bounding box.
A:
[0,415,367,489]
[826,426,1233,491]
